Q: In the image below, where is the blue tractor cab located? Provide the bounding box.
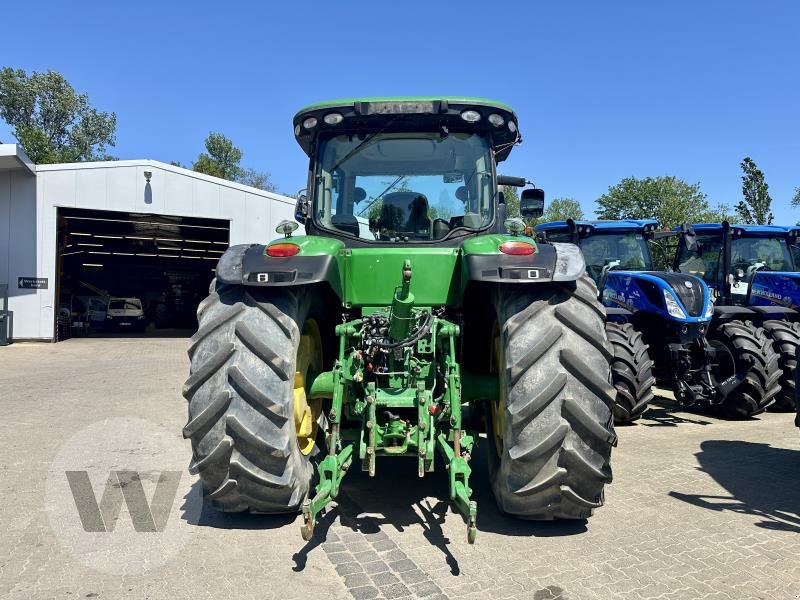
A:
[536,219,776,421]
[675,222,798,412]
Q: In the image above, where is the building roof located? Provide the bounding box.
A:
[0,144,36,175]
[34,158,296,205]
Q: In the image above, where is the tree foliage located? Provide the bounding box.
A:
[0,67,116,163]
[541,197,584,223]
[192,131,277,192]
[791,186,800,208]
[736,157,773,225]
[238,167,278,193]
[502,185,520,218]
[192,132,243,180]
[596,176,732,228]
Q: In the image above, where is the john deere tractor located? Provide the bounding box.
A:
[183,98,617,543]
[535,220,731,423]
[675,222,797,412]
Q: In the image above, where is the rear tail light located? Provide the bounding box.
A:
[499,241,535,255]
[266,243,300,257]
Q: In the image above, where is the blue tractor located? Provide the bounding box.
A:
[674,222,798,412]
[535,219,778,422]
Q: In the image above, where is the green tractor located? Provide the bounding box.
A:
[183,97,617,543]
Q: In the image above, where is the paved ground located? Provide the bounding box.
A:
[1,338,799,600]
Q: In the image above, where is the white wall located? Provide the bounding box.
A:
[1,168,39,339]
[3,159,298,341]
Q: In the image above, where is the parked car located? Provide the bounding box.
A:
[105,297,146,332]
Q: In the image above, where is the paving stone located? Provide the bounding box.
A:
[379,582,412,599]
[409,581,442,597]
[335,561,364,576]
[349,586,381,600]
[362,560,390,574]
[369,570,400,586]
[343,572,372,588]
[4,339,800,600]
[398,569,428,584]
[388,558,417,573]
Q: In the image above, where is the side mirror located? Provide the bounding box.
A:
[294,189,309,224]
[520,188,545,219]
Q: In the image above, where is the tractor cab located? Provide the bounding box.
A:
[674,222,800,310]
[536,219,656,286]
[291,97,543,243]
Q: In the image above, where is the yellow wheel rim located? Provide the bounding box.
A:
[294,319,323,456]
[490,322,506,457]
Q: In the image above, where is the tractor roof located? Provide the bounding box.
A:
[672,223,800,236]
[535,219,659,233]
[292,96,520,161]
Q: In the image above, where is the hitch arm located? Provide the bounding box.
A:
[436,432,477,544]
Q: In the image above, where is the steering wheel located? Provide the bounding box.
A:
[587,259,619,284]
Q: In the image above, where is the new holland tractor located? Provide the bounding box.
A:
[183,98,617,543]
[535,219,751,423]
[674,222,797,412]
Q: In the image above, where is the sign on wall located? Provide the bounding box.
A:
[18,277,48,289]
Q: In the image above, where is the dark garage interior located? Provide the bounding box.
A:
[56,207,229,339]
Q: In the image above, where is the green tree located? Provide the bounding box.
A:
[736,157,773,225]
[192,132,243,180]
[791,186,799,208]
[238,167,278,193]
[192,132,278,192]
[596,175,731,228]
[0,67,116,163]
[541,197,584,223]
[502,185,520,217]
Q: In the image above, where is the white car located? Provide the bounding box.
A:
[105,297,146,331]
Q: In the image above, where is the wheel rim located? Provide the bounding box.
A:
[710,339,736,382]
[294,319,323,456]
[490,322,505,457]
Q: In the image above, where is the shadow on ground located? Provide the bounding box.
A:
[669,439,800,532]
[181,441,591,573]
[638,395,715,428]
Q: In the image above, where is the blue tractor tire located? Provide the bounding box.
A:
[605,322,655,424]
[762,320,800,412]
[708,320,781,419]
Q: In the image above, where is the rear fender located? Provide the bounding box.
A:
[461,235,582,284]
[215,236,344,299]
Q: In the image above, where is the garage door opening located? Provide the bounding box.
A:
[56,208,229,339]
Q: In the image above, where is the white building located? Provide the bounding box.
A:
[0,144,298,342]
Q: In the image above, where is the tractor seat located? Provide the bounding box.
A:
[331,214,361,237]
[377,192,432,239]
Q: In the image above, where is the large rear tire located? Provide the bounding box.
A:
[709,320,781,419]
[762,319,800,412]
[183,281,324,513]
[489,275,616,519]
[606,322,655,424]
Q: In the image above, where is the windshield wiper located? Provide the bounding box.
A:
[327,119,397,174]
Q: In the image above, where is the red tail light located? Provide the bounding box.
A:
[266,243,300,257]
[499,241,535,255]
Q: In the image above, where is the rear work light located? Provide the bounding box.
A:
[266,243,300,257]
[499,241,535,255]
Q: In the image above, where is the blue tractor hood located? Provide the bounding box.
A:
[603,270,712,323]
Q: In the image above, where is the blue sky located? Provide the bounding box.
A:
[2,1,799,223]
